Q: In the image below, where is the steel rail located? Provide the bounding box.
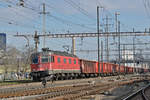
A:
[0,77,147,99]
[123,84,150,100]
[33,78,146,100]
[142,84,150,100]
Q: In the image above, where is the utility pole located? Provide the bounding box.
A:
[133,37,135,73]
[67,30,76,55]
[42,3,46,48]
[97,6,100,76]
[123,44,125,66]
[19,0,24,7]
[71,37,76,55]
[104,15,111,62]
[101,40,103,73]
[118,21,121,73]
[34,31,40,52]
[115,12,120,52]
[115,12,120,34]
[40,3,49,48]
[106,15,109,62]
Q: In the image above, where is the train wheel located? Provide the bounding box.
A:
[60,77,64,80]
[70,76,73,80]
[74,74,77,79]
[56,76,59,81]
[56,74,60,80]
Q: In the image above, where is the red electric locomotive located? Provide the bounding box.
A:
[30,48,80,81]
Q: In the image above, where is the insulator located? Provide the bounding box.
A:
[19,0,24,7]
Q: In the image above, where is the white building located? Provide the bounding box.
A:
[122,50,133,59]
[121,50,134,67]
[121,50,149,68]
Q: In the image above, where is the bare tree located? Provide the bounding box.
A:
[0,46,21,80]
[0,45,35,80]
[20,46,34,73]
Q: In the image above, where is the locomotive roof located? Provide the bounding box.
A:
[32,49,78,58]
[47,50,78,57]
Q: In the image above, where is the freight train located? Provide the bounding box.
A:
[30,48,149,81]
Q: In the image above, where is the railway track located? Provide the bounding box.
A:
[0,77,147,100]
[123,83,150,100]
[0,75,129,94]
[34,78,146,100]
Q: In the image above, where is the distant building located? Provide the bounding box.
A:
[121,50,149,68]
[121,50,134,67]
[122,50,133,60]
[0,33,6,51]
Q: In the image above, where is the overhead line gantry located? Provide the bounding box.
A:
[14,31,150,54]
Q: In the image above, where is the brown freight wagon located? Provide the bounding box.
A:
[80,59,98,77]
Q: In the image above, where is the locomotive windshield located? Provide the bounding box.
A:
[32,56,38,64]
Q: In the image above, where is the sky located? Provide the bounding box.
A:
[0,0,150,61]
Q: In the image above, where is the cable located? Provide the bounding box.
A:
[143,0,150,18]
[96,0,131,32]
[1,1,96,35]
[0,0,41,29]
[63,0,96,21]
[45,2,96,25]
[48,14,95,31]
[2,0,97,32]
[20,1,96,31]
[96,0,113,17]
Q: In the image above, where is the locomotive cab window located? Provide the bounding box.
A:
[41,56,48,63]
[32,56,38,64]
[74,59,76,64]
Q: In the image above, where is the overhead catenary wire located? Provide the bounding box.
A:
[96,0,131,32]
[22,0,97,31]
[1,0,149,61]
[63,0,96,21]
[1,0,95,32]
[143,0,150,18]
[1,0,97,50]
[0,0,41,30]
[22,1,96,31]
[45,2,96,26]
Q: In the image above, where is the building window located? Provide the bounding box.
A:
[64,58,66,63]
[74,59,76,64]
[69,59,71,64]
[57,57,61,63]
